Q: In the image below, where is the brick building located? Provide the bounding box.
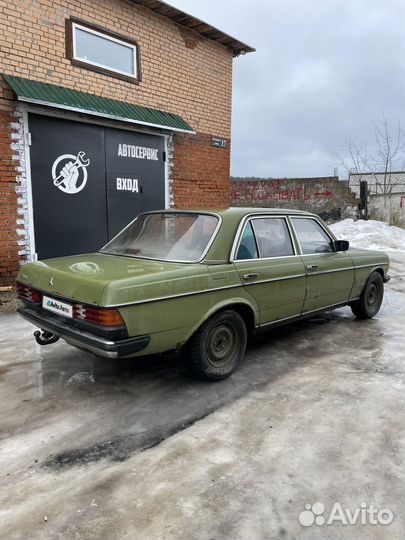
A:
[0,0,254,284]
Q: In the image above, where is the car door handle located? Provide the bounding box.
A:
[306,264,318,270]
[243,273,259,280]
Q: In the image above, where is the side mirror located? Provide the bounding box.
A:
[334,239,349,252]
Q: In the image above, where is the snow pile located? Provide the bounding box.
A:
[330,219,405,252]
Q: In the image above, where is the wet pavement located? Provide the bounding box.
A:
[1,307,347,472]
[0,252,404,539]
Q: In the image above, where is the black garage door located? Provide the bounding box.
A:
[29,114,165,260]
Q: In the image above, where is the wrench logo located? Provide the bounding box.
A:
[51,151,90,194]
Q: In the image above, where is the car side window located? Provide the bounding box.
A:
[251,218,294,258]
[236,221,259,260]
[291,218,334,254]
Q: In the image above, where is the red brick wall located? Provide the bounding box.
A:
[0,109,21,285]
[173,133,230,208]
[0,0,235,284]
[0,0,233,136]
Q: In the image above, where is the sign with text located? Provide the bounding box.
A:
[106,128,165,237]
[211,136,227,148]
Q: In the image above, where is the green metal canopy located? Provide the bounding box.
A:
[3,74,194,133]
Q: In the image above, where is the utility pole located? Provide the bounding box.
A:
[359,180,368,220]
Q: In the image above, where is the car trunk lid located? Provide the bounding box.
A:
[16,253,209,306]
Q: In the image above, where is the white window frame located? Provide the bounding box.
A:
[72,22,138,79]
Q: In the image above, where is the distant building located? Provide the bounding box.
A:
[349,172,405,196]
[348,172,405,227]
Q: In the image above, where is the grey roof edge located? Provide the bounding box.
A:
[130,0,255,56]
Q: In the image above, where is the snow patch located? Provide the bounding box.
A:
[330,219,405,252]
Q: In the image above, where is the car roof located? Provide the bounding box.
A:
[158,207,315,218]
[212,207,313,218]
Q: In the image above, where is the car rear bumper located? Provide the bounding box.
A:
[17,305,150,359]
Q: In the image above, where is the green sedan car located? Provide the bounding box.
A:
[16,208,390,380]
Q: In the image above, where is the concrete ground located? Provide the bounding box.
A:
[0,253,404,540]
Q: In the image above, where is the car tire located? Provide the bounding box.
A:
[350,271,384,319]
[186,310,247,381]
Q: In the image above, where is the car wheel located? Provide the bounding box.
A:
[186,310,247,380]
[350,271,384,319]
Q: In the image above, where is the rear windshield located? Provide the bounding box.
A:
[100,212,219,263]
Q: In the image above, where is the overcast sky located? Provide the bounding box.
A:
[169,0,404,179]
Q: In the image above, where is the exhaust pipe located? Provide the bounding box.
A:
[33,329,60,345]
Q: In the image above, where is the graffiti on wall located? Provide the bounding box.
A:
[232,180,336,203]
[230,176,360,223]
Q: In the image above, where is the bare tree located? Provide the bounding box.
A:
[337,115,405,201]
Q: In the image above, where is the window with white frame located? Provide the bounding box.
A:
[67,19,140,82]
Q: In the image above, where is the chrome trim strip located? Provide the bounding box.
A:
[113,272,306,307]
[258,298,360,329]
[242,273,306,286]
[355,262,389,269]
[285,217,300,255]
[306,267,354,276]
[100,210,223,264]
[300,252,340,257]
[305,262,389,277]
[23,272,365,310]
[110,282,244,307]
[229,215,249,262]
[27,271,304,309]
[285,215,302,255]
[16,281,242,308]
[250,219,261,258]
[258,313,301,328]
[18,272,304,309]
[233,254,302,263]
[63,337,118,358]
[302,300,350,316]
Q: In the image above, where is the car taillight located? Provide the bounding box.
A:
[73,304,125,327]
[16,283,42,303]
